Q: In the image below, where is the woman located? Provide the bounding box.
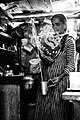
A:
[34,14,75,120]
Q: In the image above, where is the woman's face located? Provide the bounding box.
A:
[52,17,66,34]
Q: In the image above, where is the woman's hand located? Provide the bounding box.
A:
[47,72,66,88]
[48,77,60,88]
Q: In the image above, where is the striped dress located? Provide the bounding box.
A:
[34,35,75,120]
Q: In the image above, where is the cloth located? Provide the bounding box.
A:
[34,35,75,120]
[38,33,64,64]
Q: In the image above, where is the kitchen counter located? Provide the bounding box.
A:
[62,90,80,120]
[62,91,80,101]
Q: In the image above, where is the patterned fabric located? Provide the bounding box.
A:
[34,35,75,120]
[38,33,65,63]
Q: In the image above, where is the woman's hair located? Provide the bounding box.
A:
[51,14,67,24]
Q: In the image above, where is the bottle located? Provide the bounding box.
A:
[5,65,13,76]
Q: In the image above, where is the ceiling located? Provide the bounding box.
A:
[0,0,20,3]
[0,0,59,22]
[0,0,80,23]
[0,0,53,11]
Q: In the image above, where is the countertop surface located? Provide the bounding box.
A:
[62,90,80,101]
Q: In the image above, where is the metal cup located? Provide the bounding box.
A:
[41,81,47,95]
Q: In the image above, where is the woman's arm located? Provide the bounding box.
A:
[64,36,76,75]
